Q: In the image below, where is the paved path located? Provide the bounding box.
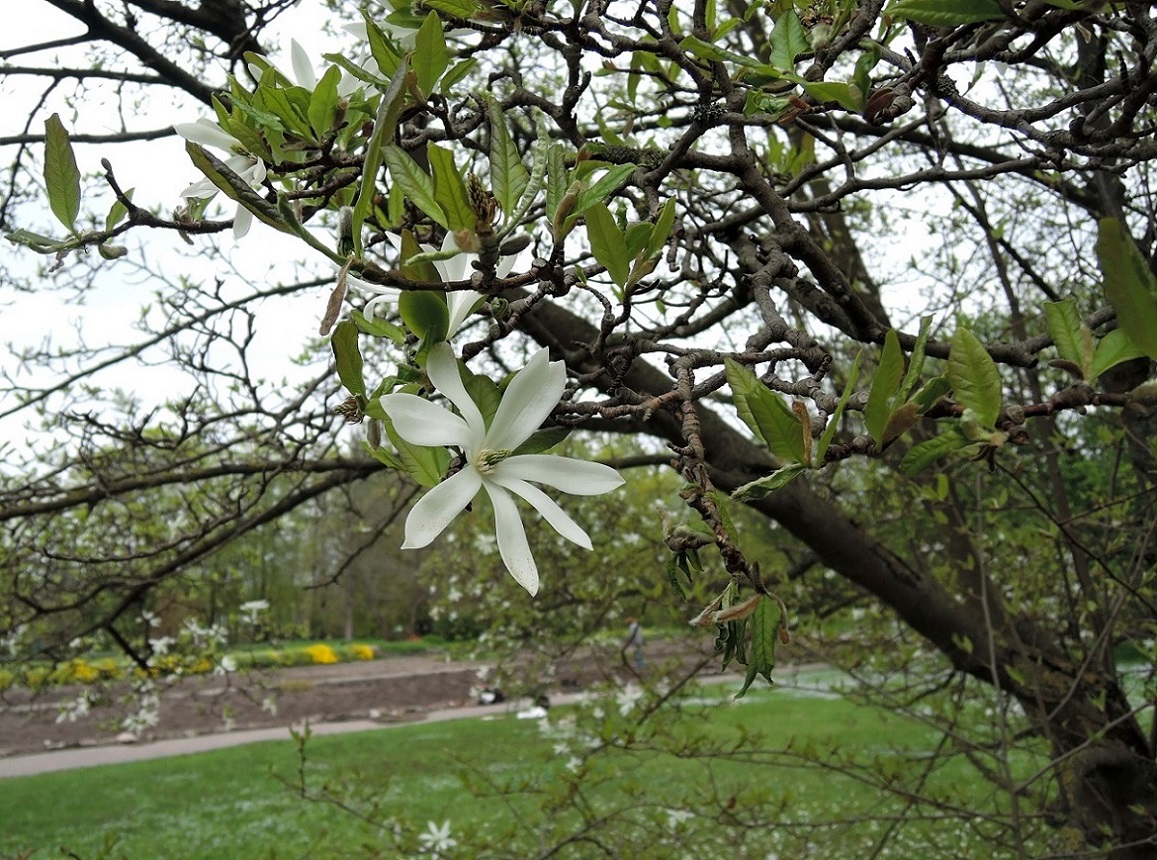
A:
[0,688,603,778]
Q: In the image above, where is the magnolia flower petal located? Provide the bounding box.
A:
[425,342,486,449]
[499,454,626,496]
[446,290,483,337]
[486,348,565,450]
[484,483,539,595]
[363,292,396,319]
[174,120,240,152]
[180,177,217,200]
[435,232,469,283]
[290,39,317,89]
[489,473,593,549]
[379,392,474,448]
[233,205,254,239]
[402,469,482,548]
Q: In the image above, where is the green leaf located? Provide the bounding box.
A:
[731,464,809,501]
[1090,329,1148,381]
[585,202,630,288]
[185,142,294,234]
[441,57,478,93]
[399,228,441,282]
[351,66,407,256]
[769,9,808,70]
[816,351,861,464]
[911,375,951,414]
[736,597,779,698]
[865,329,904,446]
[423,0,480,18]
[1044,298,1093,380]
[948,327,1002,428]
[413,11,451,96]
[899,315,933,402]
[43,114,82,232]
[1097,217,1157,361]
[105,189,133,231]
[488,100,530,219]
[351,309,406,343]
[308,65,343,140]
[331,320,366,397]
[383,418,452,488]
[567,164,637,229]
[886,0,1005,25]
[463,368,502,428]
[428,144,476,232]
[725,358,809,464]
[5,228,73,253]
[798,80,861,112]
[399,290,450,343]
[384,143,448,228]
[545,145,567,233]
[642,198,677,262]
[512,425,572,456]
[900,426,973,476]
[362,11,403,77]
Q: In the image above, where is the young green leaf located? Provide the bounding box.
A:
[948,327,1002,429]
[1043,298,1093,380]
[585,202,630,288]
[307,65,343,140]
[900,426,973,476]
[383,418,452,488]
[330,320,367,397]
[488,100,530,218]
[105,189,134,231]
[384,143,448,228]
[769,9,808,71]
[185,142,294,235]
[351,66,408,255]
[731,464,809,501]
[44,114,82,233]
[816,351,861,464]
[413,11,451,96]
[736,596,779,698]
[898,315,933,402]
[864,329,904,446]
[399,290,450,343]
[428,144,476,232]
[1090,329,1147,381]
[725,358,809,464]
[1097,217,1157,361]
[886,0,1004,26]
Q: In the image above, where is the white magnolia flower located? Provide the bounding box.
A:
[174,118,267,238]
[417,819,457,852]
[379,343,625,595]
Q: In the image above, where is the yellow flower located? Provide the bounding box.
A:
[351,644,375,661]
[304,643,339,664]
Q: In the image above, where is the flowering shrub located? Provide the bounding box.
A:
[304,643,339,664]
[351,644,376,661]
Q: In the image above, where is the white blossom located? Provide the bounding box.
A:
[417,819,457,853]
[174,118,267,239]
[379,343,625,595]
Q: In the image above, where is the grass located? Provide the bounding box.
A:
[0,672,1042,860]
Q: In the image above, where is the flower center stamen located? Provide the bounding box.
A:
[474,448,511,475]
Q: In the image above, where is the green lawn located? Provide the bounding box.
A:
[0,673,1046,859]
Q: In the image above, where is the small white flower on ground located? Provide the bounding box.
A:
[379,342,625,595]
[417,819,457,852]
[615,684,643,716]
[174,118,267,238]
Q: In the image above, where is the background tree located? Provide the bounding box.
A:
[3,0,1157,856]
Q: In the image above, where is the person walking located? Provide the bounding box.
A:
[623,616,644,671]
